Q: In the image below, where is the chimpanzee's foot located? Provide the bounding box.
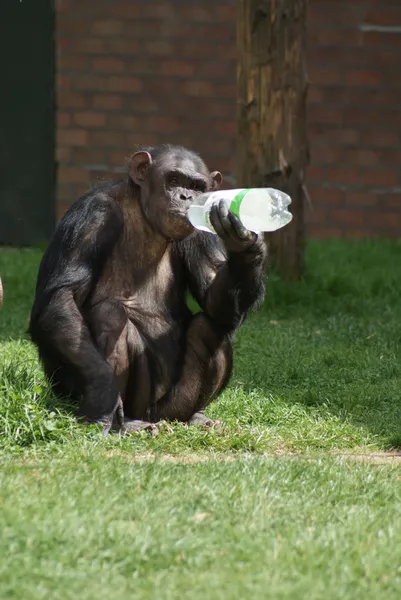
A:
[117,419,159,437]
[187,412,222,429]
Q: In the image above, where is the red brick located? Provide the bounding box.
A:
[310,145,342,164]
[365,9,401,27]
[330,209,365,226]
[107,115,141,130]
[309,5,365,28]
[342,108,382,127]
[91,20,124,36]
[381,194,401,209]
[108,150,130,166]
[143,78,178,96]
[196,61,235,80]
[57,75,71,91]
[181,81,213,97]
[56,147,72,163]
[113,2,142,19]
[213,6,236,21]
[309,106,342,125]
[305,207,327,225]
[57,111,71,128]
[216,84,237,99]
[307,225,344,239]
[141,4,176,19]
[93,95,123,111]
[346,149,381,166]
[180,6,213,21]
[71,75,107,92]
[307,165,324,182]
[175,42,215,60]
[106,39,140,55]
[161,61,195,77]
[71,148,106,165]
[124,96,159,114]
[316,188,345,205]
[362,31,401,48]
[144,41,174,57]
[124,59,160,76]
[56,0,71,14]
[365,211,401,230]
[362,169,398,187]
[380,149,401,165]
[196,23,235,42]
[345,70,381,86]
[308,29,363,47]
[74,112,106,128]
[345,192,378,207]
[361,130,398,148]
[144,116,177,134]
[92,58,124,74]
[58,166,89,184]
[215,121,237,137]
[308,67,342,86]
[57,129,89,147]
[58,55,88,71]
[328,128,360,146]
[308,87,324,104]
[89,131,126,147]
[326,166,363,186]
[108,76,143,93]
[58,92,89,110]
[69,38,106,55]
[58,19,90,36]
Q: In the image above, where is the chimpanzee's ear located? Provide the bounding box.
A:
[129,151,153,185]
[210,171,223,190]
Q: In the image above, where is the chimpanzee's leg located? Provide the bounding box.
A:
[85,300,157,435]
[147,314,233,425]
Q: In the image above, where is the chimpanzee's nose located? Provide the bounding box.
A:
[180,192,192,201]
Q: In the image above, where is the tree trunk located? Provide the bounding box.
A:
[237,0,309,280]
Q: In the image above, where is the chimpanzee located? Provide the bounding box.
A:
[28,145,267,435]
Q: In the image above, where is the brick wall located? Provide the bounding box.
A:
[56,0,401,238]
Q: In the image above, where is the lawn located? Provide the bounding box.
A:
[0,239,401,599]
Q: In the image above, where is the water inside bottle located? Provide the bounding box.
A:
[239,189,292,232]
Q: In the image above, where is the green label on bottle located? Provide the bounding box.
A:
[230,189,251,218]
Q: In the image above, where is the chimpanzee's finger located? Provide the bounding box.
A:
[209,201,227,239]
[227,211,254,241]
[217,200,239,242]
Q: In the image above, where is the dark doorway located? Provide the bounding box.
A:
[0,1,55,246]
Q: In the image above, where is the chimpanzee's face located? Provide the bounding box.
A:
[129,148,222,240]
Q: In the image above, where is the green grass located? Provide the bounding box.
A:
[0,239,401,598]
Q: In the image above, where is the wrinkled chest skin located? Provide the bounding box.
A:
[85,225,192,399]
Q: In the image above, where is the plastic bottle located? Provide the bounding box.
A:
[186,188,293,234]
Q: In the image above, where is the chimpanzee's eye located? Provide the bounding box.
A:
[192,181,205,192]
[168,176,179,187]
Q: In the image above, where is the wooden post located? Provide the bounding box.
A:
[237,0,309,280]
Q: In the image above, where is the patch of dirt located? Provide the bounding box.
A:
[334,452,401,464]
[103,450,239,464]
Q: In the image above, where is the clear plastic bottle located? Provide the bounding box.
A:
[187,188,293,234]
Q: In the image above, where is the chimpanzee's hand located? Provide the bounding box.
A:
[209,199,257,254]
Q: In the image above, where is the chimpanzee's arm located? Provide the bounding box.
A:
[29,193,124,430]
[178,215,267,333]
